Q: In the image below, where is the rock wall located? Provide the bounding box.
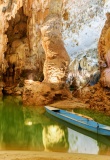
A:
[98,12,110,87]
[62,0,107,88]
[0,0,47,95]
[72,0,110,113]
[0,0,22,95]
[22,0,72,106]
[0,0,71,97]
[23,80,72,106]
[1,0,110,105]
[41,14,70,84]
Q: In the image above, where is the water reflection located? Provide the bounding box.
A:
[43,124,69,152]
[1,96,24,150]
[0,96,110,155]
[68,128,99,154]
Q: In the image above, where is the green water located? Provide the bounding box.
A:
[74,108,110,126]
[0,96,110,156]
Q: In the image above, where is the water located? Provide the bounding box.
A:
[0,96,110,155]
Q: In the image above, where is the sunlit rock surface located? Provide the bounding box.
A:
[72,0,110,114]
[23,80,72,106]
[62,0,110,88]
[0,0,71,99]
[41,14,70,84]
[0,0,110,107]
[98,11,110,87]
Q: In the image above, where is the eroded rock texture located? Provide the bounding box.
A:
[0,0,24,95]
[0,0,70,99]
[23,0,72,106]
[41,14,70,84]
[1,0,110,107]
[0,0,46,96]
[75,83,110,115]
[40,0,70,85]
[73,12,110,113]
[68,57,100,89]
[98,13,110,88]
[62,0,104,88]
[23,80,72,106]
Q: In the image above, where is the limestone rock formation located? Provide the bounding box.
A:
[76,83,110,115]
[41,14,70,84]
[23,0,71,106]
[23,80,72,106]
[62,0,104,86]
[1,0,110,107]
[98,13,110,87]
[68,57,100,89]
[0,0,46,96]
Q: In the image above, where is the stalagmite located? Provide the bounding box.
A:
[41,14,70,84]
[22,0,72,106]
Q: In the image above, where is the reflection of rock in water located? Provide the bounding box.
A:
[23,105,46,150]
[0,96,45,150]
[1,96,24,149]
[0,98,3,149]
[24,123,44,150]
[68,128,99,154]
[43,124,69,152]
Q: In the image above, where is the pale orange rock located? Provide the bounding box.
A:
[41,14,70,84]
[23,80,72,106]
[98,13,110,88]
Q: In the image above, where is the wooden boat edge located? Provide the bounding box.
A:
[45,106,110,136]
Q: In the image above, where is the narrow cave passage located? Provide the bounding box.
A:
[3,7,28,95]
[2,7,45,96]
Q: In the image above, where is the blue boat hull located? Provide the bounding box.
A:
[45,106,110,136]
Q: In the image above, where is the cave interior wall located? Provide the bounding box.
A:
[0,0,110,98]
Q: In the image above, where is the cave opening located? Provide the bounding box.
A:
[2,7,44,96]
[3,7,28,95]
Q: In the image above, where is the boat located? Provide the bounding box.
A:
[45,111,110,146]
[45,106,110,136]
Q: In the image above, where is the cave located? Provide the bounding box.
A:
[3,7,28,94]
[0,0,110,158]
[0,0,110,112]
[0,0,72,105]
[2,7,44,95]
